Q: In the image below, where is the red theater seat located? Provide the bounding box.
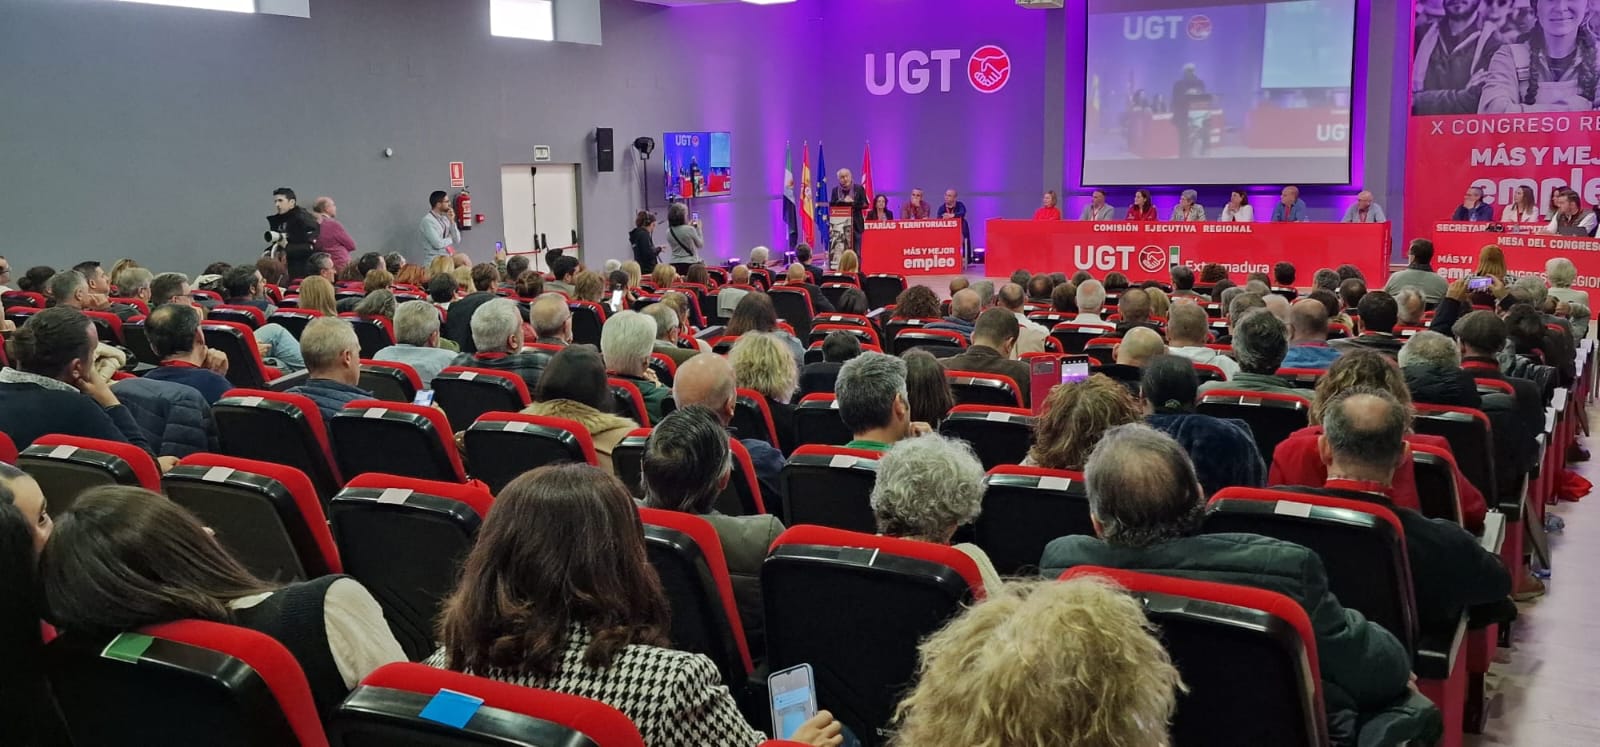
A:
[340,314,397,358]
[638,507,755,686]
[431,366,533,433]
[213,389,343,504]
[1060,568,1328,747]
[892,328,968,356]
[732,388,781,447]
[359,359,422,403]
[210,304,267,329]
[568,300,608,347]
[0,431,16,464]
[976,465,1091,575]
[47,619,330,746]
[330,474,493,660]
[945,371,1025,408]
[163,453,341,582]
[329,662,643,747]
[18,434,162,511]
[204,320,286,389]
[84,309,126,345]
[1196,389,1311,460]
[608,377,653,427]
[793,393,852,447]
[331,400,468,484]
[778,445,881,532]
[763,526,985,743]
[268,309,323,340]
[861,274,907,310]
[938,405,1033,469]
[464,413,598,494]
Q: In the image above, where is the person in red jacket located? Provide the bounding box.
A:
[1126,189,1158,221]
[1033,190,1062,221]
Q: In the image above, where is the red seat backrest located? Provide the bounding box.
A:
[174,453,343,575]
[475,412,600,466]
[769,524,988,598]
[218,388,343,485]
[345,472,495,519]
[29,434,161,491]
[637,507,755,673]
[343,400,468,482]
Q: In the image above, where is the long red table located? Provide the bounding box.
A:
[860,219,965,276]
[984,219,1391,283]
[1430,222,1600,288]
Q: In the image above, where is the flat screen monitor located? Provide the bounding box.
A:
[664,131,732,199]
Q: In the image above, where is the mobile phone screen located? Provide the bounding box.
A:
[1468,276,1493,290]
[610,289,625,311]
[1060,355,1091,385]
[768,664,817,739]
[691,212,701,223]
[412,390,436,407]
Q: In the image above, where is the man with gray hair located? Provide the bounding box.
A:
[835,352,930,451]
[749,246,771,268]
[1165,301,1239,379]
[928,288,982,336]
[1545,257,1588,308]
[672,353,786,502]
[969,280,995,308]
[1072,279,1112,328]
[996,282,1047,354]
[1113,288,1160,338]
[1199,310,1299,396]
[1393,286,1426,327]
[1217,291,1266,344]
[602,310,671,422]
[718,265,753,318]
[871,434,1002,588]
[1042,423,1415,729]
[529,292,573,347]
[1282,387,1512,630]
[374,300,458,384]
[644,302,697,366]
[449,297,552,392]
[286,317,372,426]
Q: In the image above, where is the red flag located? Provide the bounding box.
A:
[860,142,875,206]
[799,141,816,246]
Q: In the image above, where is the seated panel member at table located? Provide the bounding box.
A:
[940,189,972,262]
[1034,190,1062,221]
[1451,186,1494,222]
[1127,189,1158,221]
[1271,185,1308,222]
[1218,188,1253,222]
[867,194,894,222]
[903,187,931,220]
[1079,189,1116,221]
[1169,189,1206,221]
[1500,185,1544,224]
[1341,190,1387,223]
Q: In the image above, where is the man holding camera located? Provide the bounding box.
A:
[421,190,463,263]
[265,187,320,280]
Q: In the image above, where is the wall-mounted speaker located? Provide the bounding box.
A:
[596,127,615,173]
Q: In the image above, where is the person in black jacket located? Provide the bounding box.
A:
[1281,387,1512,632]
[0,307,155,456]
[441,263,502,354]
[266,187,320,279]
[780,263,835,313]
[629,210,660,274]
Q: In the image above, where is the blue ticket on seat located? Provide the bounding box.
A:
[419,688,485,729]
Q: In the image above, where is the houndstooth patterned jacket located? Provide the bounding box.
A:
[428,624,765,747]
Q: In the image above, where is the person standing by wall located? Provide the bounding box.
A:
[311,196,355,270]
[266,188,320,279]
[419,190,462,264]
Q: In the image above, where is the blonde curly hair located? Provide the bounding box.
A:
[1027,376,1144,470]
[891,578,1182,747]
[1310,348,1413,424]
[728,332,798,403]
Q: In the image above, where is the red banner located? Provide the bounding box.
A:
[1430,222,1600,290]
[983,220,1390,284]
[860,220,964,276]
[1402,12,1600,244]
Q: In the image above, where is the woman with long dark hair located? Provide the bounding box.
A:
[724,292,805,365]
[903,349,956,428]
[630,210,661,273]
[1481,0,1600,112]
[868,194,894,222]
[1218,189,1254,222]
[0,463,63,746]
[39,486,405,722]
[432,464,843,747]
[1126,189,1158,221]
[1501,185,1545,224]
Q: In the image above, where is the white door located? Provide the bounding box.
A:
[532,164,581,263]
[499,165,538,266]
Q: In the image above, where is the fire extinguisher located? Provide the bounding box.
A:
[454,189,473,231]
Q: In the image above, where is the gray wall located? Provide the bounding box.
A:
[0,0,1413,275]
[0,0,693,274]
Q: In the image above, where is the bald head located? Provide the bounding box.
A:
[949,277,970,294]
[1263,294,1290,323]
[997,282,1027,311]
[786,263,807,283]
[530,292,572,340]
[1118,288,1151,323]
[671,353,738,423]
[732,265,750,284]
[1320,388,1407,483]
[1116,327,1166,367]
[950,289,981,321]
[1289,298,1329,342]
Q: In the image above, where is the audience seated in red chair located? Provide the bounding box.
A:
[1271,349,1489,527]
[783,262,835,313]
[0,463,69,745]
[800,331,861,396]
[448,298,553,395]
[673,353,785,502]
[725,292,806,367]
[372,300,458,386]
[0,307,155,456]
[1275,387,1512,631]
[642,405,784,652]
[1040,424,1421,743]
[430,464,843,747]
[870,433,1003,590]
[530,292,575,348]
[834,352,930,453]
[1141,355,1266,497]
[1024,376,1143,471]
[891,578,1179,746]
[38,486,404,722]
[940,308,1032,405]
[1111,288,1163,339]
[926,289,981,337]
[729,332,799,453]
[904,350,956,429]
[1331,291,1404,359]
[523,346,637,472]
[287,317,375,427]
[141,303,235,404]
[1072,280,1113,328]
[1197,310,1302,398]
[1282,298,1343,370]
[1165,301,1240,379]
[644,302,699,367]
[603,310,672,424]
[219,266,305,370]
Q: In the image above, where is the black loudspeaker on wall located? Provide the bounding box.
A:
[596,127,615,173]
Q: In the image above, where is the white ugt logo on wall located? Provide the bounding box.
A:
[865,45,1012,96]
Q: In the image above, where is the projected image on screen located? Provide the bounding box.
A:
[1081,0,1356,187]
